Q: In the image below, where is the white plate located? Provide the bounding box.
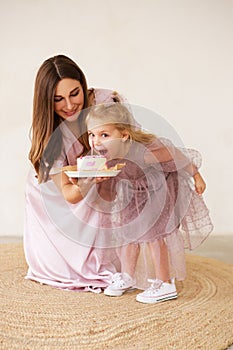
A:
[65,170,121,178]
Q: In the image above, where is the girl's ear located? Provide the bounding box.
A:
[121,130,130,142]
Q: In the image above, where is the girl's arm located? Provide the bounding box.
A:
[145,140,207,195]
[145,139,200,176]
[146,148,197,176]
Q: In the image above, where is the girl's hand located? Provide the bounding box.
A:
[193,172,206,195]
[75,176,109,197]
[69,176,108,185]
[69,177,78,185]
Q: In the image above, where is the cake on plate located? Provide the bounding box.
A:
[77,155,106,171]
[62,156,125,175]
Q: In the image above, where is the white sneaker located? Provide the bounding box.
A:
[104,272,135,297]
[136,278,177,304]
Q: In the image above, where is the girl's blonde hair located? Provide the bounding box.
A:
[86,103,156,144]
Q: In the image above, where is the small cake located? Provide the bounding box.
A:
[77,155,106,171]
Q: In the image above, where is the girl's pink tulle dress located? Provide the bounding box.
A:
[95,139,213,288]
[24,89,213,291]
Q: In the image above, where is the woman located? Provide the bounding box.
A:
[24,54,125,291]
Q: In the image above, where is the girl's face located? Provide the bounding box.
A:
[87,120,129,160]
[54,78,84,122]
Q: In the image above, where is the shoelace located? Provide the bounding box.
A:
[111,273,131,288]
[111,273,123,283]
[146,278,164,291]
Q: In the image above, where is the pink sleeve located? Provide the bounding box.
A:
[145,138,202,175]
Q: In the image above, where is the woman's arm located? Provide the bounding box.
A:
[51,172,84,204]
[51,171,108,204]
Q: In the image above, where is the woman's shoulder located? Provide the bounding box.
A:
[88,88,128,105]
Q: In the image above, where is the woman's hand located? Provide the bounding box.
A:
[193,172,206,195]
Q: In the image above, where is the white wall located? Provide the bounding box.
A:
[0,0,233,236]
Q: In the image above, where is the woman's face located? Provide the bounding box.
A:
[54,78,84,122]
[87,119,129,160]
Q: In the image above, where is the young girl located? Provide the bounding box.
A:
[85,103,213,303]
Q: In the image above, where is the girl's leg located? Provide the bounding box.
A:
[104,244,139,297]
[118,243,140,278]
[136,238,177,304]
[148,238,170,282]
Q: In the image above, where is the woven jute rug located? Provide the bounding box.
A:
[0,243,232,350]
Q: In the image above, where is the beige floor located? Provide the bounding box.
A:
[1,234,232,263]
[187,234,233,265]
[1,234,233,349]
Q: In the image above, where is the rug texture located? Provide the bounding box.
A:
[0,243,232,350]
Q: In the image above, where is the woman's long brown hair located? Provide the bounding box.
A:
[29,55,90,183]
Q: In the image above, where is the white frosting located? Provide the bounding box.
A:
[77,155,106,171]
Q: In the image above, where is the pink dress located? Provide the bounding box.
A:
[94,139,213,288]
[24,89,126,291]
